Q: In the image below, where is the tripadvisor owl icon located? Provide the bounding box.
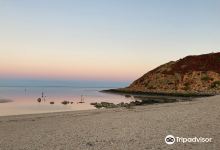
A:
[165,135,175,145]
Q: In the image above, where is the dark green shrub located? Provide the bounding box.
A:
[201,75,213,81]
[183,82,190,91]
[211,81,220,88]
[148,85,156,89]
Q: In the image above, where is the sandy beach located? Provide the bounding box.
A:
[0,95,219,150]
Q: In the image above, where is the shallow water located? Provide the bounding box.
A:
[0,87,133,116]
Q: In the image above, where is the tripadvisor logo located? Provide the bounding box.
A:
[165,135,175,145]
[165,135,212,145]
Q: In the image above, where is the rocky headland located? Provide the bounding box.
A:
[105,52,220,96]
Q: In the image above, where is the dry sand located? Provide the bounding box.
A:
[0,95,219,150]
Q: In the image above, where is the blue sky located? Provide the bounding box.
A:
[0,0,219,84]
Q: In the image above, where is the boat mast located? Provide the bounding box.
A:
[81,95,84,103]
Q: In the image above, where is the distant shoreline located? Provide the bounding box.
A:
[0,99,13,103]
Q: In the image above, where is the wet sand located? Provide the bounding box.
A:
[0,95,219,150]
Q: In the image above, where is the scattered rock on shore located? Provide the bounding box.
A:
[61,101,69,105]
[37,98,41,103]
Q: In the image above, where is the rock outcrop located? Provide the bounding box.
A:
[124,52,220,94]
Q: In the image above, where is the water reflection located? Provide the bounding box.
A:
[0,87,132,116]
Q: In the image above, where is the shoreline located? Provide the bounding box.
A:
[0,93,201,117]
[0,93,211,118]
[0,95,219,149]
[0,90,214,117]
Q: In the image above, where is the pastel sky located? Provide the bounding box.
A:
[0,0,220,82]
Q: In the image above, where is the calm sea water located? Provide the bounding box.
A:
[0,86,132,116]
